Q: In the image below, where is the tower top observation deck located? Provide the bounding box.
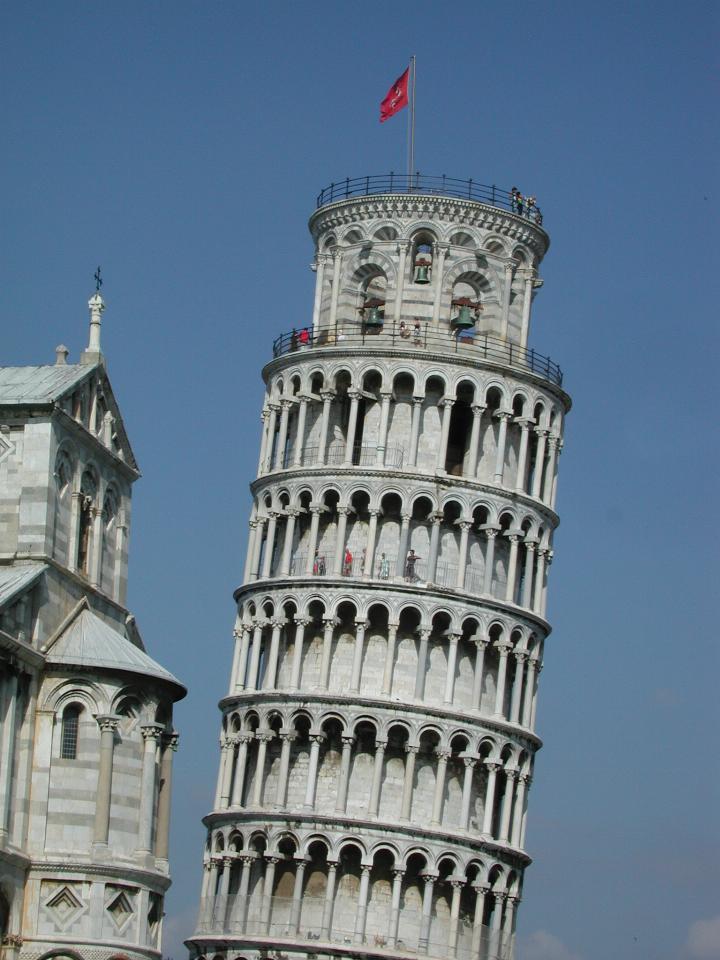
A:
[271,174,562,389]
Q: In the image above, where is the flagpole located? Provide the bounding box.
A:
[408,55,416,184]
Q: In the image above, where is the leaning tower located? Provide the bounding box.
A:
[189,175,570,960]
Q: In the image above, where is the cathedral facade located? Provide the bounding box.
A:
[189,176,571,960]
[0,295,185,959]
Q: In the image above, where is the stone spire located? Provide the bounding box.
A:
[81,290,105,365]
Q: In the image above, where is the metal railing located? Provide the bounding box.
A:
[272,322,562,387]
[195,895,513,960]
[316,173,543,224]
[279,553,508,599]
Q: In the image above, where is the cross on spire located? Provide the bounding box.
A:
[94,266,103,292]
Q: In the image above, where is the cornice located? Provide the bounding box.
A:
[233,576,552,637]
[262,345,571,410]
[308,194,549,259]
[202,809,531,868]
[218,689,542,751]
[26,858,171,890]
[250,466,560,530]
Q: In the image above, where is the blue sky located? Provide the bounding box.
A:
[1,2,718,958]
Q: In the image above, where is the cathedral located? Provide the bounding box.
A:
[0,292,185,959]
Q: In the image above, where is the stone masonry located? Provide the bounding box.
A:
[188,177,571,960]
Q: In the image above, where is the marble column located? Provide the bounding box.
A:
[93,715,120,846]
[321,861,337,938]
[363,510,379,577]
[444,633,460,704]
[471,883,490,956]
[290,857,308,932]
[493,412,511,485]
[395,513,411,578]
[264,619,284,689]
[303,732,324,808]
[493,642,512,719]
[344,390,362,464]
[466,403,485,478]
[419,872,437,949]
[521,540,537,607]
[522,658,538,728]
[543,437,559,502]
[335,735,354,813]
[311,255,327,332]
[261,512,278,578]
[251,732,272,807]
[511,774,529,847]
[482,760,501,837]
[0,671,19,840]
[499,768,518,842]
[292,396,309,466]
[472,635,488,711]
[436,398,455,471]
[353,864,372,942]
[515,418,532,491]
[448,879,463,955]
[459,753,478,830]
[414,630,431,700]
[482,526,500,595]
[230,734,252,807]
[408,396,424,467]
[455,522,471,590]
[137,723,163,854]
[530,428,548,499]
[246,621,264,692]
[431,750,450,824]
[368,739,386,816]
[400,745,418,820]
[274,399,291,470]
[317,390,335,465]
[155,731,179,860]
[500,261,514,339]
[304,505,323,574]
[289,618,308,691]
[431,244,448,324]
[350,620,367,691]
[333,508,350,576]
[389,868,404,946]
[280,509,298,575]
[381,622,399,695]
[376,390,393,466]
[427,513,442,581]
[263,404,279,472]
[509,653,527,724]
[319,618,334,688]
[505,533,521,603]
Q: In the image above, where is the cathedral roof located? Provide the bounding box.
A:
[45,604,185,697]
[0,363,95,404]
[0,562,47,609]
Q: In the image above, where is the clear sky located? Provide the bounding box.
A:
[1,2,718,958]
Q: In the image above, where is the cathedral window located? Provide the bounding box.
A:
[60,703,82,759]
[77,469,97,575]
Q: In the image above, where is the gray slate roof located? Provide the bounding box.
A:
[0,563,47,608]
[47,607,185,694]
[0,364,94,405]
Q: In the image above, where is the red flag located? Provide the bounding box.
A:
[380,67,409,123]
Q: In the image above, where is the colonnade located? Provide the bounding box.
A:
[228,617,541,729]
[245,508,551,615]
[198,836,518,959]
[0,666,22,843]
[89,716,178,860]
[257,388,561,511]
[214,721,531,850]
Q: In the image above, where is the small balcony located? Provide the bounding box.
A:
[272,323,562,388]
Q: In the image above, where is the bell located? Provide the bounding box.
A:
[365,306,383,327]
[451,305,475,330]
[414,263,430,284]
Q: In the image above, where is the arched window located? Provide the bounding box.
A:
[60,703,82,759]
[77,470,97,574]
